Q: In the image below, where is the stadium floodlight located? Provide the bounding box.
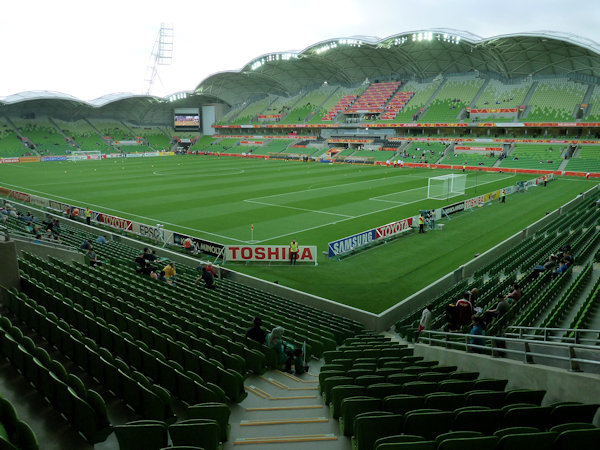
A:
[427,174,467,200]
[144,23,174,95]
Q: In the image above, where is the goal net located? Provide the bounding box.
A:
[69,150,102,161]
[428,174,467,200]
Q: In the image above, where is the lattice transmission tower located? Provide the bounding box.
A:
[144,23,174,95]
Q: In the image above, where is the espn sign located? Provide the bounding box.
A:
[376,217,413,239]
[226,245,317,263]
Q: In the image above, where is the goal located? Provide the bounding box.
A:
[69,150,102,161]
[428,174,467,200]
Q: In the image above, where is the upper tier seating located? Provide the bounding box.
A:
[585,85,600,121]
[345,82,401,114]
[12,119,72,155]
[380,91,415,120]
[388,80,442,123]
[421,78,485,123]
[54,119,111,153]
[524,80,587,122]
[322,95,357,121]
[399,142,447,162]
[280,85,338,124]
[473,80,531,109]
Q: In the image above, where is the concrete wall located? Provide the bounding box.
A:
[0,241,20,291]
[13,240,85,266]
[414,343,600,426]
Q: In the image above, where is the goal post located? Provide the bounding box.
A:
[427,174,467,200]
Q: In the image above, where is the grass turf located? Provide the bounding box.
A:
[0,155,594,313]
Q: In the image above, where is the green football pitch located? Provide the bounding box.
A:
[0,156,594,313]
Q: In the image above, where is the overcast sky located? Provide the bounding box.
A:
[1,0,599,101]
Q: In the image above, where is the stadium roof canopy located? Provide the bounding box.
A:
[2,29,600,115]
[197,29,600,105]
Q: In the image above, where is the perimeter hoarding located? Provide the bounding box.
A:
[328,230,377,258]
[173,232,225,257]
[225,245,317,264]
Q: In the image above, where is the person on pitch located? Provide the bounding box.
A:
[418,213,425,234]
[290,239,299,265]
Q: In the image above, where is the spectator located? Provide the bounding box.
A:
[194,263,217,289]
[482,295,509,326]
[417,302,434,337]
[144,249,158,262]
[553,261,569,278]
[245,317,267,344]
[505,283,522,304]
[87,247,101,267]
[96,235,107,244]
[80,239,91,251]
[162,262,177,283]
[293,347,309,375]
[469,315,486,353]
[456,293,473,326]
[533,255,557,278]
[135,252,152,275]
[266,327,293,372]
[444,299,461,331]
[33,234,43,245]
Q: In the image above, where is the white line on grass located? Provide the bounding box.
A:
[0,182,249,244]
[244,199,354,218]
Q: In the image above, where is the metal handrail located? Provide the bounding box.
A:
[505,325,600,346]
[419,329,600,373]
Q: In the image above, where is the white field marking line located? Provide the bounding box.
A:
[253,197,429,244]
[246,172,434,202]
[253,173,522,243]
[153,168,245,176]
[244,199,354,218]
[305,173,431,190]
[0,182,249,244]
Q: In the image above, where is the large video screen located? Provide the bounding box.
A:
[174,108,200,130]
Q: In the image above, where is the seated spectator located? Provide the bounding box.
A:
[96,235,107,244]
[149,270,158,280]
[87,247,101,267]
[245,317,267,345]
[265,327,293,372]
[482,295,509,326]
[25,222,34,234]
[162,262,176,283]
[553,261,569,278]
[33,234,43,245]
[505,283,522,304]
[469,315,486,353]
[144,249,158,262]
[135,252,152,275]
[533,255,557,278]
[80,239,91,251]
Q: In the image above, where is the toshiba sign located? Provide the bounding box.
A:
[225,245,317,263]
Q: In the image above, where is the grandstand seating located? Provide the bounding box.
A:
[320,333,599,450]
[380,91,415,120]
[499,144,565,170]
[129,126,172,150]
[12,119,72,155]
[0,120,29,157]
[524,80,587,122]
[350,150,397,162]
[565,145,600,173]
[227,97,273,125]
[0,394,39,449]
[586,85,600,121]
[399,142,447,162]
[442,152,499,167]
[421,78,485,123]
[252,139,292,155]
[386,80,442,123]
[280,85,338,124]
[55,119,113,153]
[345,82,401,114]
[322,95,357,121]
[473,80,531,109]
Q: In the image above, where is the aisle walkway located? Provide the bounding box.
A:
[225,362,350,450]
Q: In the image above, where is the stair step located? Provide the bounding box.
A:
[235,433,338,445]
[241,417,328,426]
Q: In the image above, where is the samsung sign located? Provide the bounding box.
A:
[328,229,376,257]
